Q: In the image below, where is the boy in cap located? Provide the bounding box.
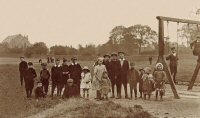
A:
[19,56,28,86]
[24,62,37,98]
[127,62,140,99]
[109,52,121,98]
[118,51,129,99]
[40,63,50,95]
[103,54,110,73]
[69,57,82,95]
[35,81,45,99]
[51,58,62,98]
[62,79,79,98]
[166,47,179,84]
[191,34,200,62]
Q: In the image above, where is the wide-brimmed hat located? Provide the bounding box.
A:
[144,67,152,74]
[71,57,77,61]
[156,63,163,70]
[41,63,47,66]
[118,51,125,54]
[82,66,89,70]
[28,62,33,66]
[103,54,110,58]
[56,58,60,61]
[67,79,74,83]
[111,52,118,56]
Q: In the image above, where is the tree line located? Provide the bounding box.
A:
[1,23,197,58]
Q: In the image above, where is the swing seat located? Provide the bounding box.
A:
[193,43,200,56]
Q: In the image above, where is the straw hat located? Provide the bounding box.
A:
[144,67,152,74]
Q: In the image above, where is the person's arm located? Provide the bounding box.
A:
[33,69,37,78]
[166,54,171,60]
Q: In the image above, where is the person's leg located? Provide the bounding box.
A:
[26,88,29,98]
[134,86,137,100]
[116,76,122,99]
[86,89,89,99]
[148,94,151,100]
[130,85,133,99]
[30,89,33,97]
[51,83,56,97]
[20,72,23,86]
[160,90,164,100]
[139,82,143,98]
[83,89,86,98]
[123,79,128,98]
[155,90,158,100]
[144,94,146,100]
[111,78,115,98]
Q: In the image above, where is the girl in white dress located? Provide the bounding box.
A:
[80,66,92,99]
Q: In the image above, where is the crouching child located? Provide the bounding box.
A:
[143,67,155,100]
[35,81,45,100]
[101,71,111,100]
[24,62,37,98]
[62,79,79,99]
[127,62,140,99]
[154,63,166,100]
[80,66,92,99]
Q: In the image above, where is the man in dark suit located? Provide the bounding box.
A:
[19,56,28,86]
[109,53,121,98]
[69,57,82,95]
[166,47,179,84]
[118,51,129,99]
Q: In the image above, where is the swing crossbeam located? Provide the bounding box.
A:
[157,16,200,25]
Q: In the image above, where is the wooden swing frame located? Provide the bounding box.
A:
[156,16,200,98]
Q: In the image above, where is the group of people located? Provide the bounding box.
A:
[19,51,175,101]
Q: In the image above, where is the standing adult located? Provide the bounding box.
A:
[61,59,69,93]
[118,51,129,99]
[109,53,121,99]
[69,57,82,95]
[166,47,179,84]
[51,58,62,97]
[19,56,28,86]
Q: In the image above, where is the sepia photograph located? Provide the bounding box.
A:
[0,0,200,118]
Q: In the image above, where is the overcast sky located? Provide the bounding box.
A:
[0,0,200,47]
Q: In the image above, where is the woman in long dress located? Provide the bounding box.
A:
[92,57,107,101]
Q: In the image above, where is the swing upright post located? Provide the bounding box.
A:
[156,16,200,94]
[157,17,180,99]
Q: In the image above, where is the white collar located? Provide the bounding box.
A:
[54,65,61,67]
[120,58,125,61]
[71,62,78,65]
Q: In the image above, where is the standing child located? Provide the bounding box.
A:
[101,71,111,100]
[35,81,45,100]
[154,63,166,100]
[92,57,107,101]
[139,68,145,98]
[40,63,50,95]
[143,67,155,100]
[127,62,140,99]
[61,59,69,93]
[80,66,92,99]
[24,62,37,98]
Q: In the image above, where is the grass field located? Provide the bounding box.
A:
[0,54,200,117]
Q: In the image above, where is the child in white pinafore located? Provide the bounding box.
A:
[80,66,92,99]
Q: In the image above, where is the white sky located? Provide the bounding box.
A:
[0,0,200,47]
